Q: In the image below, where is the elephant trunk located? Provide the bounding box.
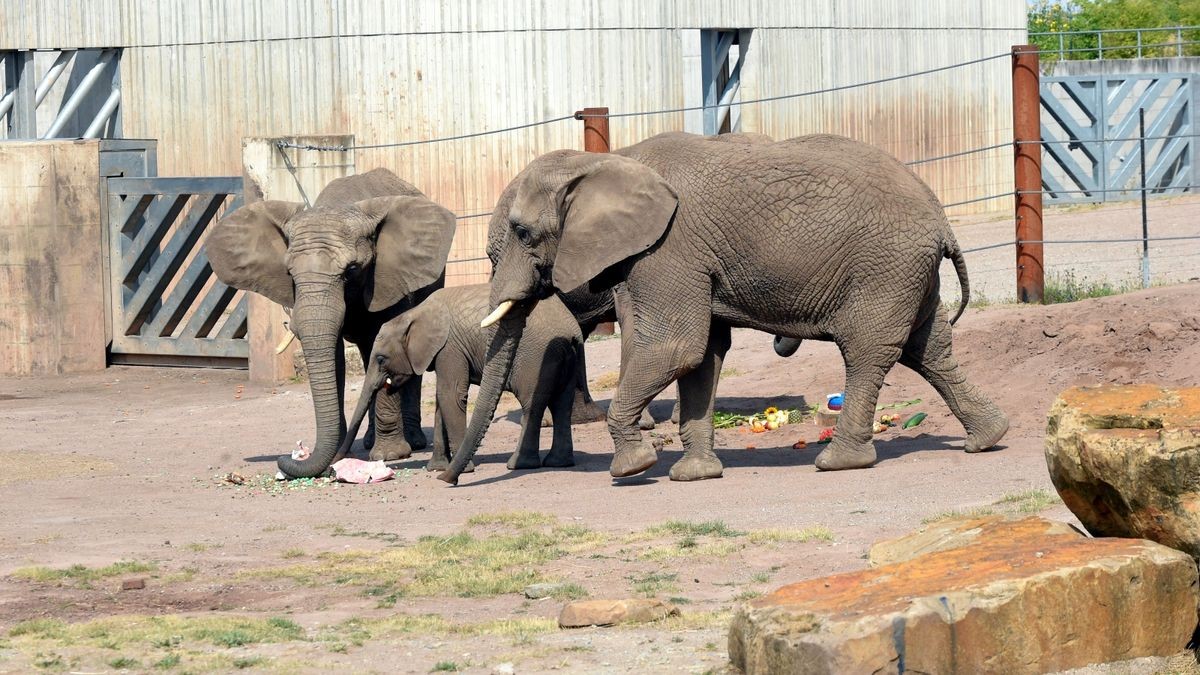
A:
[337,362,393,462]
[438,308,528,484]
[277,279,348,478]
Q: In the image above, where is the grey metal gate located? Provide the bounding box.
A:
[107,175,249,366]
[1040,73,1195,203]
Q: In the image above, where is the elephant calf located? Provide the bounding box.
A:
[340,284,581,473]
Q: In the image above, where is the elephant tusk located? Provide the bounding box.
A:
[274,330,297,355]
[480,300,515,328]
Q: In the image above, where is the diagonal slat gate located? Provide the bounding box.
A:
[1040,73,1194,203]
[107,176,249,366]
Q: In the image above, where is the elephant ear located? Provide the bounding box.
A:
[552,155,678,293]
[356,196,456,312]
[206,200,303,307]
[401,301,450,373]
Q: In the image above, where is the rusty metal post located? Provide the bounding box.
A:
[1012,45,1044,304]
[575,106,616,334]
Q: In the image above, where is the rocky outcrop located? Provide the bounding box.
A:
[1046,384,1200,559]
[729,516,1197,675]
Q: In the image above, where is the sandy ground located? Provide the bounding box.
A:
[3,280,1200,673]
[944,193,1200,304]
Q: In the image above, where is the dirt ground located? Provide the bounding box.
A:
[4,281,1200,673]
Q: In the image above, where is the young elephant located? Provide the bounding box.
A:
[339,284,581,473]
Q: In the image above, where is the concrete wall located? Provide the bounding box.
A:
[1051,56,1200,77]
[0,140,107,375]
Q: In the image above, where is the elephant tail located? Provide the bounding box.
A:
[944,237,970,325]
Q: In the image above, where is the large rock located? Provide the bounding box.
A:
[867,514,1080,567]
[729,516,1197,675]
[1046,384,1200,559]
[558,598,679,628]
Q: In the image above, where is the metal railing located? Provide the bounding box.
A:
[1,48,122,139]
[1029,25,1200,61]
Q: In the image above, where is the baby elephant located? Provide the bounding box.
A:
[339,284,581,473]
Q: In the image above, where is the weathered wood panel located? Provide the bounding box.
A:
[0,140,107,375]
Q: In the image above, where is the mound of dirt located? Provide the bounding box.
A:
[950,283,1200,433]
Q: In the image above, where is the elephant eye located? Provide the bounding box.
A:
[513,225,533,246]
[344,262,362,278]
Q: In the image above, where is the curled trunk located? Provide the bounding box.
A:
[277,281,348,478]
[438,310,527,484]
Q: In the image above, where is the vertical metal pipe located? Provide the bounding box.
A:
[1012,45,1045,304]
[5,51,36,138]
[1139,108,1150,289]
[1177,27,1184,57]
[574,106,615,335]
[1098,32,1104,60]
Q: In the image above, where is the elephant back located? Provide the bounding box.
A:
[314,168,424,207]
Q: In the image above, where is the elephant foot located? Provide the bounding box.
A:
[669,401,680,425]
[610,442,658,477]
[571,400,608,425]
[427,456,473,473]
[814,439,877,471]
[404,429,428,451]
[541,449,575,468]
[964,411,1009,453]
[668,451,723,481]
[638,409,657,431]
[369,436,413,462]
[507,451,542,471]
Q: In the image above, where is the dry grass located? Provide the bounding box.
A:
[996,488,1061,513]
[11,560,156,587]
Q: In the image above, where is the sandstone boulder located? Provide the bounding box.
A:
[729,516,1197,675]
[1046,384,1200,559]
[558,598,679,628]
[867,514,1081,567]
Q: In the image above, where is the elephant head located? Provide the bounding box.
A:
[439,152,677,483]
[207,172,455,478]
[338,300,449,462]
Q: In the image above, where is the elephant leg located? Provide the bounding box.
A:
[400,375,428,450]
[508,396,547,470]
[430,372,473,473]
[815,341,902,471]
[899,306,1008,453]
[670,322,730,481]
[615,285,657,431]
[569,338,608,424]
[543,381,577,468]
[428,403,448,470]
[369,385,412,461]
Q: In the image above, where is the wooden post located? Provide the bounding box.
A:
[242,135,354,384]
[1012,45,1044,304]
[574,107,616,335]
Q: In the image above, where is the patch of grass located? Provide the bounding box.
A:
[260,519,604,599]
[640,538,743,561]
[548,582,588,600]
[750,571,773,584]
[657,611,732,631]
[466,511,556,528]
[648,520,744,538]
[734,589,763,601]
[152,653,181,669]
[667,596,693,605]
[8,615,305,651]
[12,560,156,587]
[922,506,996,524]
[996,488,1060,513]
[629,571,679,597]
[32,651,65,669]
[108,656,140,669]
[432,662,460,672]
[233,656,267,669]
[281,548,306,559]
[1043,270,1130,304]
[747,526,835,544]
[325,615,556,643]
[719,367,743,378]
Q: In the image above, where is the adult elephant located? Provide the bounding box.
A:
[207,168,456,478]
[440,132,1008,484]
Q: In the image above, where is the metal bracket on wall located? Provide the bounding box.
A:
[1,48,122,139]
